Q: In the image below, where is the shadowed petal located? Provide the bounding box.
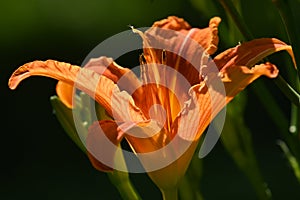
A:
[221,62,279,103]
[121,120,169,153]
[56,81,74,109]
[86,120,123,172]
[56,57,143,108]
[84,57,143,102]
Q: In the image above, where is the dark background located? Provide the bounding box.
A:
[1,0,300,199]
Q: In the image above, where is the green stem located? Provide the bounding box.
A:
[178,145,204,200]
[178,175,203,200]
[161,188,178,200]
[108,171,142,200]
[107,145,142,200]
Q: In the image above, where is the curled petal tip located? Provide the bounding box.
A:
[206,16,221,55]
[8,64,31,90]
[252,62,279,78]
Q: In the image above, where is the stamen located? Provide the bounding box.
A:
[139,54,148,84]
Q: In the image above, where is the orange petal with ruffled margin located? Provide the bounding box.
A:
[84,57,143,99]
[133,17,221,128]
[169,62,278,166]
[8,60,146,122]
[172,62,279,143]
[222,62,279,103]
[151,16,221,55]
[140,16,220,86]
[214,38,295,69]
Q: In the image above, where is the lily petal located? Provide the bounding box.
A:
[151,16,221,55]
[84,57,143,101]
[141,16,221,86]
[8,60,145,122]
[132,17,221,131]
[221,62,279,103]
[167,62,275,180]
[9,60,114,113]
[121,113,202,190]
[86,120,123,172]
[121,120,169,153]
[56,57,143,108]
[56,81,74,109]
[214,38,295,69]
[119,120,184,189]
[173,62,279,142]
[172,83,215,142]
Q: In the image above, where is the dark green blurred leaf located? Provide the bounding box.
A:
[221,92,272,200]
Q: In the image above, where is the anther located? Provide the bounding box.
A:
[139,53,147,65]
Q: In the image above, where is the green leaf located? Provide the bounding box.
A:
[221,92,272,200]
[50,95,87,153]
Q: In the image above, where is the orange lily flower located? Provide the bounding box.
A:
[8,16,294,196]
